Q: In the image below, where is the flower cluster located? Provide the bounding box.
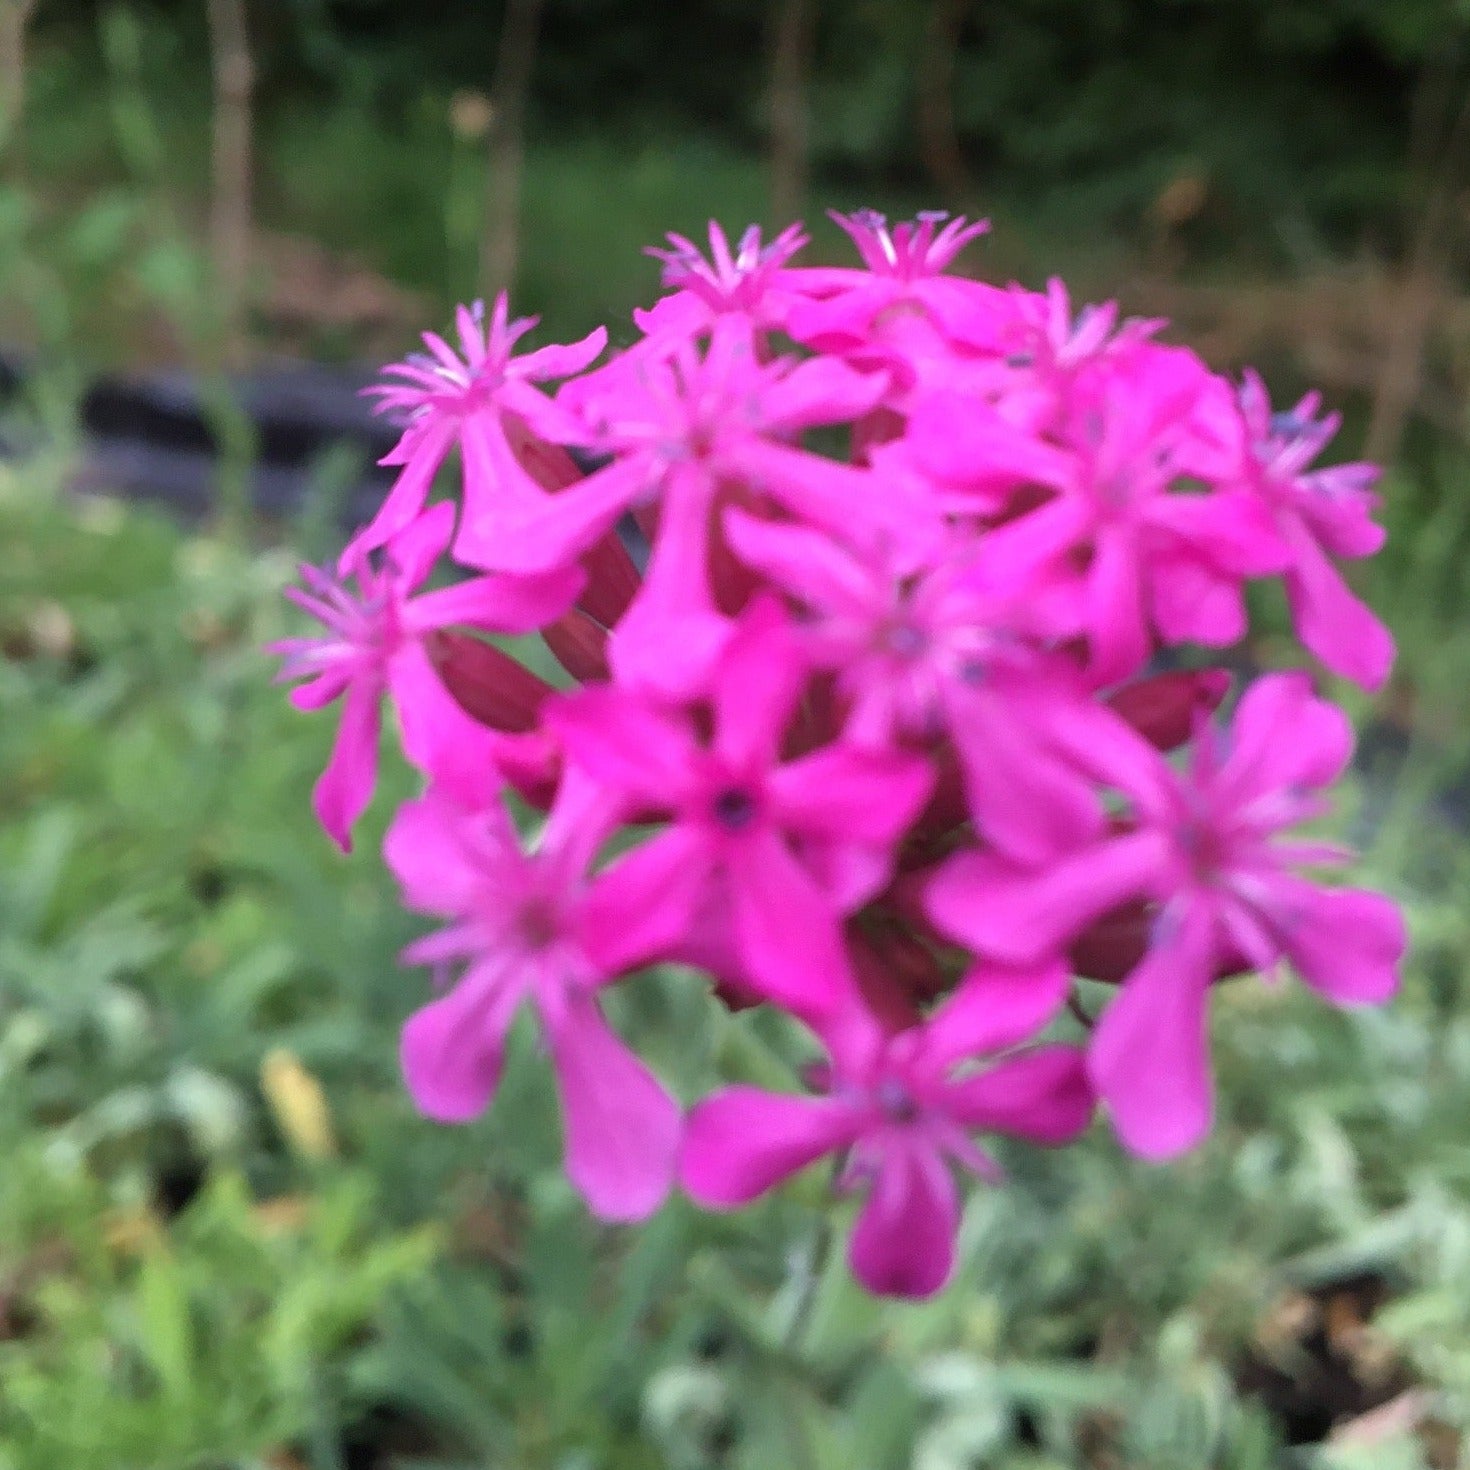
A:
[272,213,1405,1298]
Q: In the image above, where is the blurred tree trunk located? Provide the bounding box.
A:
[480,0,545,302]
[1365,75,1470,465]
[768,0,812,226]
[0,0,38,174]
[206,0,254,363]
[917,0,973,207]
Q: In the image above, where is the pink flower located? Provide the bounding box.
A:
[786,210,994,361]
[973,347,1288,684]
[456,316,895,695]
[349,295,606,566]
[681,959,1092,1297]
[272,502,582,850]
[723,510,1107,864]
[926,673,1406,1159]
[1229,371,1394,689]
[549,601,934,1014]
[386,776,681,1221]
[636,220,813,339]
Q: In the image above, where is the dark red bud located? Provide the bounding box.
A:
[852,406,905,461]
[1106,668,1232,751]
[1069,899,1155,984]
[910,747,968,849]
[784,671,843,758]
[427,630,554,733]
[711,974,763,1014]
[542,608,610,683]
[504,413,585,492]
[861,920,949,1004]
[847,934,923,1033]
[578,532,641,627]
[496,729,561,811]
[1070,896,1251,985]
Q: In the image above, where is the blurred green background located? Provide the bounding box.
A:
[5,2,1470,1467]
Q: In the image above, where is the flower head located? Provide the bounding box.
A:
[1231,370,1393,689]
[682,960,1091,1297]
[927,673,1405,1158]
[347,295,605,566]
[272,502,581,848]
[637,221,812,337]
[388,777,680,1220]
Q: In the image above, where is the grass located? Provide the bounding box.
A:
[2,436,1470,1469]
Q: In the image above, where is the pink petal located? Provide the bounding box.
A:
[609,466,731,698]
[768,744,934,848]
[343,419,456,570]
[288,668,351,711]
[733,439,915,548]
[580,828,712,973]
[948,688,1104,866]
[545,687,695,804]
[1148,491,1289,577]
[1088,903,1217,1160]
[729,830,856,1018]
[546,994,681,1221]
[926,960,1071,1066]
[1149,553,1247,648]
[1284,528,1394,691]
[967,497,1091,592]
[383,791,519,915]
[680,1087,859,1206]
[514,324,608,382]
[456,430,645,574]
[906,392,1072,493]
[400,962,520,1123]
[384,500,457,589]
[388,643,510,809]
[925,833,1168,965]
[1021,682,1172,816]
[312,678,381,852]
[946,1046,1093,1143]
[722,508,877,618]
[710,598,807,770]
[763,354,890,433]
[406,566,584,637]
[848,1143,959,1299]
[1218,672,1354,801]
[1278,882,1405,1006]
[1086,530,1149,685]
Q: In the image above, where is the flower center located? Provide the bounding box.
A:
[876,1077,920,1124]
[882,621,927,660]
[711,786,759,833]
[517,894,562,951]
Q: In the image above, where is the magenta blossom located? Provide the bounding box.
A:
[349,295,606,566]
[272,211,1403,1297]
[456,315,900,695]
[682,959,1092,1298]
[635,220,813,340]
[724,509,1109,864]
[786,210,995,363]
[973,346,1289,684]
[272,502,582,849]
[1228,371,1394,690]
[549,601,933,1014]
[387,776,681,1221]
[926,673,1406,1159]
